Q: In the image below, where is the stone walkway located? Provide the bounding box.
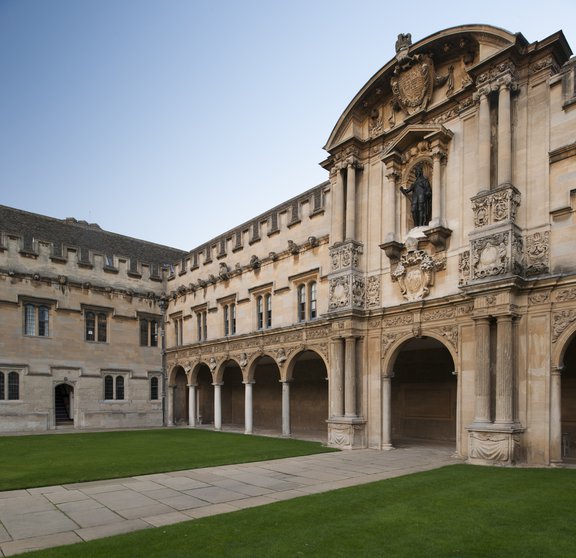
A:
[0,445,459,556]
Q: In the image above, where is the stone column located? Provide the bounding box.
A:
[187,384,197,427]
[497,81,512,185]
[431,150,443,227]
[213,383,222,431]
[330,338,344,417]
[495,315,514,425]
[383,167,399,243]
[333,167,345,244]
[474,317,491,423]
[344,336,357,417]
[345,163,356,241]
[281,381,291,436]
[550,366,563,463]
[244,381,253,435]
[381,374,393,449]
[477,89,491,190]
[167,385,175,426]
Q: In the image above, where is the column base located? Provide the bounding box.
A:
[327,417,366,450]
[466,424,524,465]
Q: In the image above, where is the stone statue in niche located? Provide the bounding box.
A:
[400,164,432,227]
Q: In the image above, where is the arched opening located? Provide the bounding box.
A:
[561,334,576,460]
[221,361,244,430]
[391,336,456,446]
[289,350,328,440]
[253,355,282,434]
[173,367,188,425]
[54,383,74,425]
[197,364,214,425]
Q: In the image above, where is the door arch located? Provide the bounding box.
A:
[389,336,456,446]
[288,350,328,440]
[54,383,74,425]
[172,367,188,425]
[561,333,576,460]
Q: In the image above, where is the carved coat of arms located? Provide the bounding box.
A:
[390,33,435,115]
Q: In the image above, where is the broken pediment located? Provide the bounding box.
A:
[324,25,520,152]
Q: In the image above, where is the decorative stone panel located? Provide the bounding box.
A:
[524,231,550,277]
[392,249,442,301]
[327,419,366,449]
[471,184,521,228]
[330,241,362,272]
[470,230,522,280]
[468,430,521,465]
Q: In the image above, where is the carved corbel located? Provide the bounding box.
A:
[379,240,404,264]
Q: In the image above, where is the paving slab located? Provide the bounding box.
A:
[45,490,90,505]
[62,507,124,528]
[142,511,191,527]
[1,510,78,540]
[75,519,149,542]
[0,532,82,556]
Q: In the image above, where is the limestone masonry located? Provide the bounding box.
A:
[2,24,576,466]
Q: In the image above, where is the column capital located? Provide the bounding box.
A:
[242,380,255,385]
[186,383,197,388]
[212,382,223,387]
[551,365,564,376]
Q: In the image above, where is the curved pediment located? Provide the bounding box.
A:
[324,24,523,153]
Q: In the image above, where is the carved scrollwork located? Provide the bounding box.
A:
[471,185,521,228]
[366,275,381,308]
[471,232,509,279]
[392,249,441,301]
[329,276,350,310]
[382,333,400,354]
[422,307,456,321]
[330,242,362,271]
[459,250,470,285]
[552,310,576,342]
[524,231,550,277]
[469,431,520,463]
[556,288,576,302]
[383,314,413,327]
[434,325,458,353]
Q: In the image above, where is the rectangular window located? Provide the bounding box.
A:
[257,296,264,330]
[0,371,20,400]
[298,285,306,322]
[231,303,236,335]
[309,281,317,320]
[150,377,159,400]
[224,305,229,336]
[265,294,272,328]
[140,318,159,347]
[86,311,107,342]
[196,311,207,341]
[104,374,125,400]
[23,303,50,337]
[174,317,183,346]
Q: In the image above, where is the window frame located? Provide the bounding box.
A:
[84,307,109,343]
[139,316,160,347]
[150,376,160,401]
[22,300,52,338]
[0,369,22,401]
[103,372,128,401]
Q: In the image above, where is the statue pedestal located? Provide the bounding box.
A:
[327,417,366,449]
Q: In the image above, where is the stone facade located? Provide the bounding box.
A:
[2,25,576,466]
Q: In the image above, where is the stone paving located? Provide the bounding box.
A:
[0,445,459,556]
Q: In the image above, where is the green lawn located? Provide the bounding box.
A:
[19,464,576,558]
[0,429,335,491]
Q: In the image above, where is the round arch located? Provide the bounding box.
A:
[287,349,329,440]
[219,359,245,430]
[54,382,74,425]
[552,324,576,461]
[385,334,457,447]
[171,365,188,425]
[251,353,282,434]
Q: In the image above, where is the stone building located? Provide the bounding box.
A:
[2,24,576,466]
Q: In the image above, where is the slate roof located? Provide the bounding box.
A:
[0,205,187,266]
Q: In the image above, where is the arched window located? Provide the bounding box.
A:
[150,377,159,400]
[115,376,124,400]
[8,372,19,400]
[104,375,114,399]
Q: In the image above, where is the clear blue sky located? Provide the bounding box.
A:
[1,0,574,250]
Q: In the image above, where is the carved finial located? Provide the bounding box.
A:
[395,33,412,53]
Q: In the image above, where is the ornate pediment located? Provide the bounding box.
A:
[381,124,453,162]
